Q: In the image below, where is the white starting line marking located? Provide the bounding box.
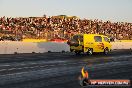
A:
[39,66,45,68]
[0,61,66,67]
[0,63,38,67]
[0,69,7,71]
[19,63,38,66]
[0,65,48,72]
[8,68,17,70]
[0,64,11,67]
[0,63,66,72]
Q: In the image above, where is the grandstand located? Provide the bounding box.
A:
[0,15,132,42]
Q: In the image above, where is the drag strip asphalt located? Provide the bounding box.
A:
[0,50,131,88]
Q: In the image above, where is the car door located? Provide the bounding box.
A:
[94,36,104,52]
[103,37,111,51]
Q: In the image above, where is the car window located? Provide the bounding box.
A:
[104,37,109,42]
[94,36,102,42]
[79,35,83,42]
[73,35,83,42]
[73,35,78,40]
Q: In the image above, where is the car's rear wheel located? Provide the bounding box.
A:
[70,48,73,52]
[75,51,81,55]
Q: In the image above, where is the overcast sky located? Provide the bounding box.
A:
[0,0,132,22]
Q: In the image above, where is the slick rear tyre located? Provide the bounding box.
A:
[70,48,73,52]
[75,51,81,55]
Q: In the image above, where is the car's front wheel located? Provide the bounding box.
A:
[87,48,93,55]
[104,48,109,55]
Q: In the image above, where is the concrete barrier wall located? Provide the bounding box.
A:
[0,41,132,54]
[0,41,70,54]
[111,42,132,50]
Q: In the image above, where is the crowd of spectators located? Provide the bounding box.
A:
[0,15,132,41]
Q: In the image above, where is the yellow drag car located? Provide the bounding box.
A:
[67,34,112,55]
